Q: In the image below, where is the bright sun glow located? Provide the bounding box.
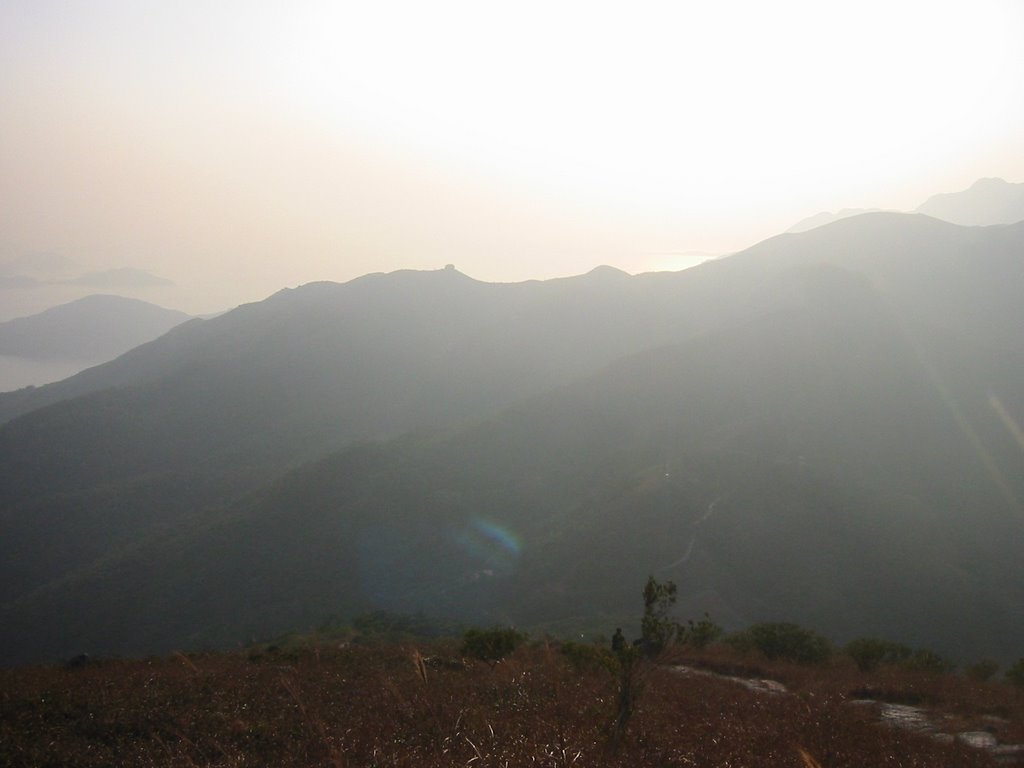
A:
[1,0,1023,312]
[265,0,1022,209]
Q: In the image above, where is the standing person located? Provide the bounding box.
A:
[611,627,625,653]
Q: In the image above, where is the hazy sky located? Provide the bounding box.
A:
[2,0,1023,314]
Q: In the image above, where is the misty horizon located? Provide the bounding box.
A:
[3,1,1024,317]
[2,175,1023,322]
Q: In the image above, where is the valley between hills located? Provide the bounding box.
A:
[2,210,1024,670]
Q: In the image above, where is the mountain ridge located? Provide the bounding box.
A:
[5,263,1021,663]
[787,177,1024,233]
[2,214,1024,664]
[0,295,193,393]
[917,177,1024,226]
[0,294,191,361]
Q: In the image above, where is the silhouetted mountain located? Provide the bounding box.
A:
[789,178,1024,233]
[0,295,192,392]
[731,213,1024,355]
[917,177,1024,226]
[6,214,1023,426]
[0,295,191,362]
[0,265,757,638]
[2,215,1024,664]
[4,263,1022,664]
[787,208,886,233]
[0,263,770,428]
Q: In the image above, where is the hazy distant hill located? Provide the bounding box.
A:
[0,295,191,392]
[3,263,1022,664]
[788,177,1024,233]
[5,214,1023,425]
[917,177,1024,226]
[2,215,1024,664]
[731,213,1024,355]
[0,263,781,429]
[0,253,177,326]
[0,295,190,361]
[787,207,887,233]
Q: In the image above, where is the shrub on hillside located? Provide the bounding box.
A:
[732,622,831,664]
[683,614,724,649]
[845,637,912,672]
[561,641,619,674]
[641,577,683,655]
[1006,658,1024,687]
[965,660,999,682]
[461,626,527,664]
[902,648,954,674]
[559,638,645,746]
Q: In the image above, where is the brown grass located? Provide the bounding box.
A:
[667,644,1024,744]
[1,641,1020,767]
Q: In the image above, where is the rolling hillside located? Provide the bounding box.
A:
[0,295,191,392]
[2,214,1023,664]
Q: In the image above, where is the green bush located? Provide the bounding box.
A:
[845,637,888,672]
[743,622,831,664]
[641,576,683,655]
[723,629,755,655]
[683,614,724,649]
[844,638,952,674]
[561,641,619,674]
[461,626,527,664]
[845,637,912,672]
[965,660,999,682]
[1006,658,1024,687]
[902,648,954,674]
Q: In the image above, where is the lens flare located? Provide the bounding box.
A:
[453,518,522,574]
[472,519,522,556]
[990,393,1024,455]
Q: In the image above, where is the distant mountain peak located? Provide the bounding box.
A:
[584,265,630,279]
[3,216,1024,664]
[969,176,1011,189]
[587,264,627,275]
[788,176,1024,234]
[380,266,476,281]
[0,294,192,390]
[787,208,889,233]
[916,177,1024,226]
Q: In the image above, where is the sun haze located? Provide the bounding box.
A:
[1,0,1022,313]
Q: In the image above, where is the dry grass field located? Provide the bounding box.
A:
[2,639,1023,767]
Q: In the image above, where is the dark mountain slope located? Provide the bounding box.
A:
[3,214,1021,431]
[0,266,727,427]
[4,265,1022,664]
[0,266,740,496]
[728,213,1024,354]
[2,255,863,534]
[2,215,1024,664]
[0,265,776,622]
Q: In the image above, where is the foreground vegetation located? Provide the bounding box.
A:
[3,634,1024,768]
